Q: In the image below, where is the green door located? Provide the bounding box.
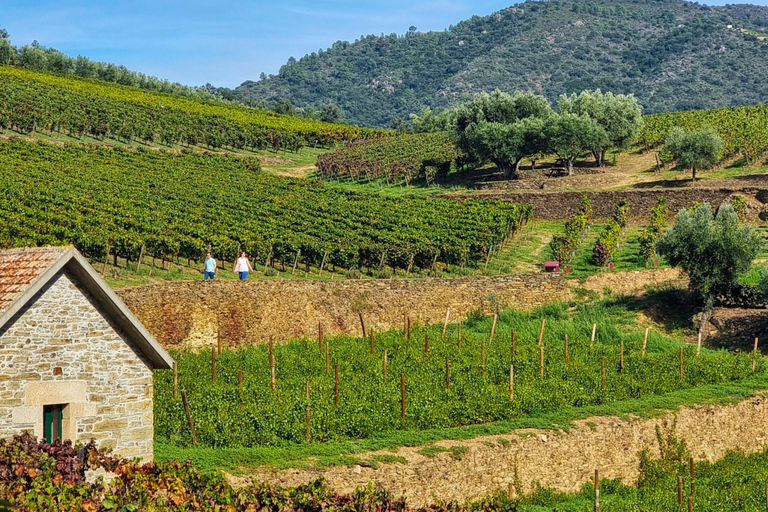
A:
[43,404,63,443]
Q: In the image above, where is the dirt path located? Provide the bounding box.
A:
[229,394,768,506]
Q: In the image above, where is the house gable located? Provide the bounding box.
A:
[0,268,155,459]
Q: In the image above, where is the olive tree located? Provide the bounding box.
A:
[543,113,607,176]
[663,127,723,181]
[450,90,552,179]
[656,203,763,332]
[559,90,643,166]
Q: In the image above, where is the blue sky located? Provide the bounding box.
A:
[2,0,767,88]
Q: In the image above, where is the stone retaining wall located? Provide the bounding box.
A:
[447,188,766,219]
[117,274,565,349]
[234,394,768,507]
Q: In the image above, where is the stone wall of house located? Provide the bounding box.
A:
[0,271,154,461]
[117,273,566,349]
[447,188,766,219]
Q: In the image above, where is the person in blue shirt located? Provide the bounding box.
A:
[203,252,217,280]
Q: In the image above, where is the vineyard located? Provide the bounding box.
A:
[0,66,387,151]
[0,138,530,272]
[640,103,768,163]
[315,132,460,185]
[155,301,762,449]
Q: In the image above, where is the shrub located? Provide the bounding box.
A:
[549,194,591,264]
[593,219,621,265]
[639,197,668,261]
[613,198,629,228]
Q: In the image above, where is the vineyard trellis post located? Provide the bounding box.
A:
[211,347,216,382]
[489,314,498,345]
[696,332,702,357]
[509,365,514,401]
[359,312,366,338]
[591,324,597,348]
[594,469,599,512]
[318,249,328,277]
[540,345,545,379]
[217,330,222,356]
[318,322,323,352]
[180,389,197,446]
[511,329,516,359]
[291,249,301,276]
[442,309,450,338]
[538,318,546,347]
[754,337,760,372]
[643,327,649,356]
[678,475,683,505]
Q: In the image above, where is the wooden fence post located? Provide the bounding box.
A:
[270,348,276,394]
[400,373,406,420]
[211,347,216,382]
[318,249,328,277]
[238,370,243,389]
[509,365,514,401]
[180,389,197,446]
[591,323,597,348]
[445,356,450,389]
[754,337,760,372]
[540,345,545,379]
[643,327,649,357]
[173,361,178,398]
[677,476,683,505]
[690,456,695,496]
[688,496,693,512]
[136,244,145,272]
[442,309,450,338]
[489,314,498,345]
[511,329,516,359]
[538,318,546,347]
[594,469,599,512]
[358,312,366,338]
[696,332,702,357]
[318,322,323,352]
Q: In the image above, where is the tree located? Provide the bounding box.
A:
[657,203,763,332]
[543,113,607,176]
[450,90,552,179]
[558,90,643,166]
[319,104,342,123]
[410,107,450,133]
[663,127,723,181]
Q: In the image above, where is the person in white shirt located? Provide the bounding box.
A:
[234,251,254,280]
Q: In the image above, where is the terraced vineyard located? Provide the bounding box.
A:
[640,103,768,162]
[0,138,529,272]
[0,66,387,151]
[156,302,762,449]
[315,132,460,184]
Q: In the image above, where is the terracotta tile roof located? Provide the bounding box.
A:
[0,246,72,314]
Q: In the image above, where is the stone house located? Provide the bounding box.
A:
[0,246,173,461]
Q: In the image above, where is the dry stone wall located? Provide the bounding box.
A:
[117,274,565,349]
[234,394,768,507]
[448,188,766,219]
[0,271,155,460]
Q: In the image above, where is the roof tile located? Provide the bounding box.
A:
[0,246,71,314]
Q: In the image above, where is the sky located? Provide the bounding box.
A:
[2,0,767,89]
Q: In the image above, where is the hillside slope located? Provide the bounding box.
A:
[235,0,768,127]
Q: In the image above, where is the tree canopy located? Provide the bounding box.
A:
[543,113,607,176]
[558,90,643,166]
[449,90,552,179]
[662,127,723,181]
[656,203,763,329]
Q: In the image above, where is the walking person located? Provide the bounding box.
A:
[203,252,217,280]
[234,251,253,280]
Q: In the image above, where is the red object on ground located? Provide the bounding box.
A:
[544,261,560,273]
[609,261,614,271]
[566,264,571,274]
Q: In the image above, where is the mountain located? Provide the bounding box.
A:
[234,0,768,128]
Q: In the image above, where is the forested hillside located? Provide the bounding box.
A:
[236,0,768,127]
